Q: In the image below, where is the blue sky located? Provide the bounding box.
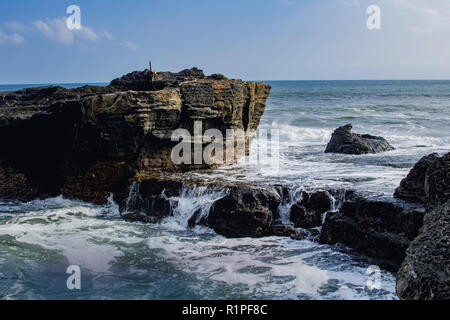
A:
[1,0,450,83]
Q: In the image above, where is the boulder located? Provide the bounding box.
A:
[320,198,425,271]
[207,186,280,238]
[290,190,333,228]
[394,153,441,203]
[396,201,450,300]
[325,124,395,155]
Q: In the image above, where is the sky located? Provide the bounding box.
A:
[0,0,450,83]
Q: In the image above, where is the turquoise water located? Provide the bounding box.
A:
[1,80,449,300]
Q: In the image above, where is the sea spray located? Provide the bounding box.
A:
[124,181,142,213]
[163,185,226,229]
[278,186,305,225]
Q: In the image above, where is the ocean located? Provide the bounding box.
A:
[1,80,449,300]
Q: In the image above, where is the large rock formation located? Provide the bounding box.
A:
[396,152,450,300]
[325,124,395,155]
[0,67,271,204]
[320,198,425,271]
[396,201,450,300]
[394,153,442,203]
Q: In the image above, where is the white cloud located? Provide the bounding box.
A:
[343,0,360,6]
[387,0,450,35]
[120,41,137,51]
[0,27,24,45]
[5,21,30,32]
[281,0,293,5]
[32,18,113,44]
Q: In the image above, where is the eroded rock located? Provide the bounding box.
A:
[320,198,425,271]
[394,153,441,203]
[325,124,395,155]
[290,190,333,229]
[0,67,271,204]
[207,186,280,238]
[396,201,450,300]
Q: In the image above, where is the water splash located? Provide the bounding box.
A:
[162,185,226,230]
[124,181,141,213]
[278,187,305,225]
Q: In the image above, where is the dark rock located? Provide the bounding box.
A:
[207,186,280,238]
[122,211,164,224]
[0,163,42,201]
[110,67,206,91]
[427,153,450,206]
[290,190,332,228]
[269,224,307,240]
[208,74,228,80]
[395,152,450,300]
[397,201,450,300]
[117,179,177,219]
[325,124,395,155]
[394,153,441,203]
[320,198,425,271]
[188,209,205,228]
[0,67,271,203]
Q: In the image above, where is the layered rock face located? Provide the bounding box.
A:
[0,68,271,203]
[325,124,395,154]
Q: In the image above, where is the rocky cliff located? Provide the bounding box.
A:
[0,67,271,204]
[396,152,450,300]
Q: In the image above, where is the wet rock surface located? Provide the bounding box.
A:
[290,190,333,229]
[320,198,425,271]
[395,152,450,300]
[396,201,450,300]
[207,186,280,238]
[394,153,441,203]
[325,124,395,155]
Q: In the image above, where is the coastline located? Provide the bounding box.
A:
[0,69,448,300]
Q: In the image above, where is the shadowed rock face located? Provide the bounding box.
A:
[325,124,395,155]
[207,186,280,238]
[396,201,450,300]
[320,198,425,271]
[290,190,333,229]
[396,152,450,300]
[0,68,271,204]
[394,153,441,203]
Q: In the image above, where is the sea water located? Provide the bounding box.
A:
[1,80,449,300]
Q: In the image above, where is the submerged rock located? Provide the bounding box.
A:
[320,198,425,271]
[325,124,395,155]
[0,67,271,204]
[269,224,307,240]
[122,211,165,224]
[207,186,280,238]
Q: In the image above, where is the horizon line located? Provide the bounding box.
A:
[1,79,450,86]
